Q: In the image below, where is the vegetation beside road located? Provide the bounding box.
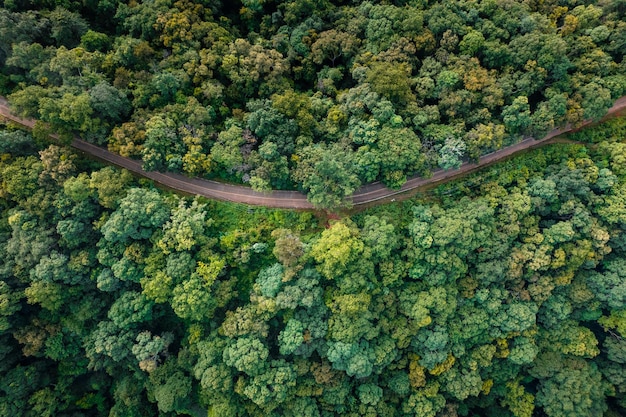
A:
[3,119,626,415]
[1,0,625,208]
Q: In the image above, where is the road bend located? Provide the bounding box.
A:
[1,96,625,210]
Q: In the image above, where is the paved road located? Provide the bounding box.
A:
[2,96,625,209]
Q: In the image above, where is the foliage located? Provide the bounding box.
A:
[2,0,624,208]
[2,0,626,414]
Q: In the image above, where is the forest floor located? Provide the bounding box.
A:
[1,96,626,210]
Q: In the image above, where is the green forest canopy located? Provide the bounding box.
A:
[2,114,626,415]
[1,0,626,207]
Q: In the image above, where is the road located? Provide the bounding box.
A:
[2,96,626,210]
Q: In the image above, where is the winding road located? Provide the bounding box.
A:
[2,96,626,210]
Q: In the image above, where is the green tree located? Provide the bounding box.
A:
[222,336,269,376]
[310,221,365,280]
[100,188,169,244]
[48,7,89,47]
[293,144,360,210]
[157,198,209,255]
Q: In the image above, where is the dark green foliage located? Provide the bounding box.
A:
[2,0,626,414]
[2,0,625,208]
[2,132,626,412]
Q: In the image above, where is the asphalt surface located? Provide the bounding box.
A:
[2,96,625,210]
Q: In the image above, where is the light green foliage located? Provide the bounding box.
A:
[502,380,535,417]
[438,136,466,170]
[502,96,532,134]
[402,383,446,417]
[358,383,383,406]
[361,215,398,262]
[171,273,216,322]
[210,124,245,172]
[242,360,296,409]
[2,0,626,414]
[223,337,269,376]
[1,156,42,200]
[256,263,284,298]
[88,166,132,209]
[5,210,55,273]
[413,326,450,370]
[24,280,64,311]
[326,340,374,378]
[310,221,365,280]
[84,321,135,370]
[108,291,153,329]
[294,143,361,210]
[100,188,169,243]
[278,319,304,355]
[508,337,539,365]
[157,198,209,254]
[141,114,180,171]
[271,228,304,268]
[132,331,173,372]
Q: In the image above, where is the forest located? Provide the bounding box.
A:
[3,0,626,416]
[1,0,626,207]
[2,115,626,416]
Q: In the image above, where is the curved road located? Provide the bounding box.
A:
[2,96,626,210]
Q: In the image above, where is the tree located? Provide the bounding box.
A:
[366,61,415,106]
[171,273,216,322]
[6,41,56,85]
[148,361,192,414]
[157,198,209,255]
[39,92,97,136]
[141,114,181,172]
[310,221,365,280]
[293,144,361,210]
[107,291,154,329]
[80,30,111,52]
[242,360,297,410]
[278,319,304,355]
[438,136,466,170]
[210,124,245,173]
[501,96,531,136]
[579,81,613,121]
[48,7,89,47]
[84,321,135,371]
[310,29,360,66]
[533,355,608,417]
[100,188,169,244]
[326,340,374,378]
[247,100,299,156]
[89,82,130,125]
[1,156,43,200]
[255,263,284,298]
[501,379,535,417]
[587,258,626,309]
[222,337,269,376]
[89,167,133,209]
[459,30,485,56]
[271,229,304,268]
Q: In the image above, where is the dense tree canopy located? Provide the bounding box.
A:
[1,0,625,208]
[3,0,626,414]
[3,112,626,415]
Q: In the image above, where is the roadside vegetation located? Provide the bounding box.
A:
[3,116,626,415]
[1,0,625,208]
